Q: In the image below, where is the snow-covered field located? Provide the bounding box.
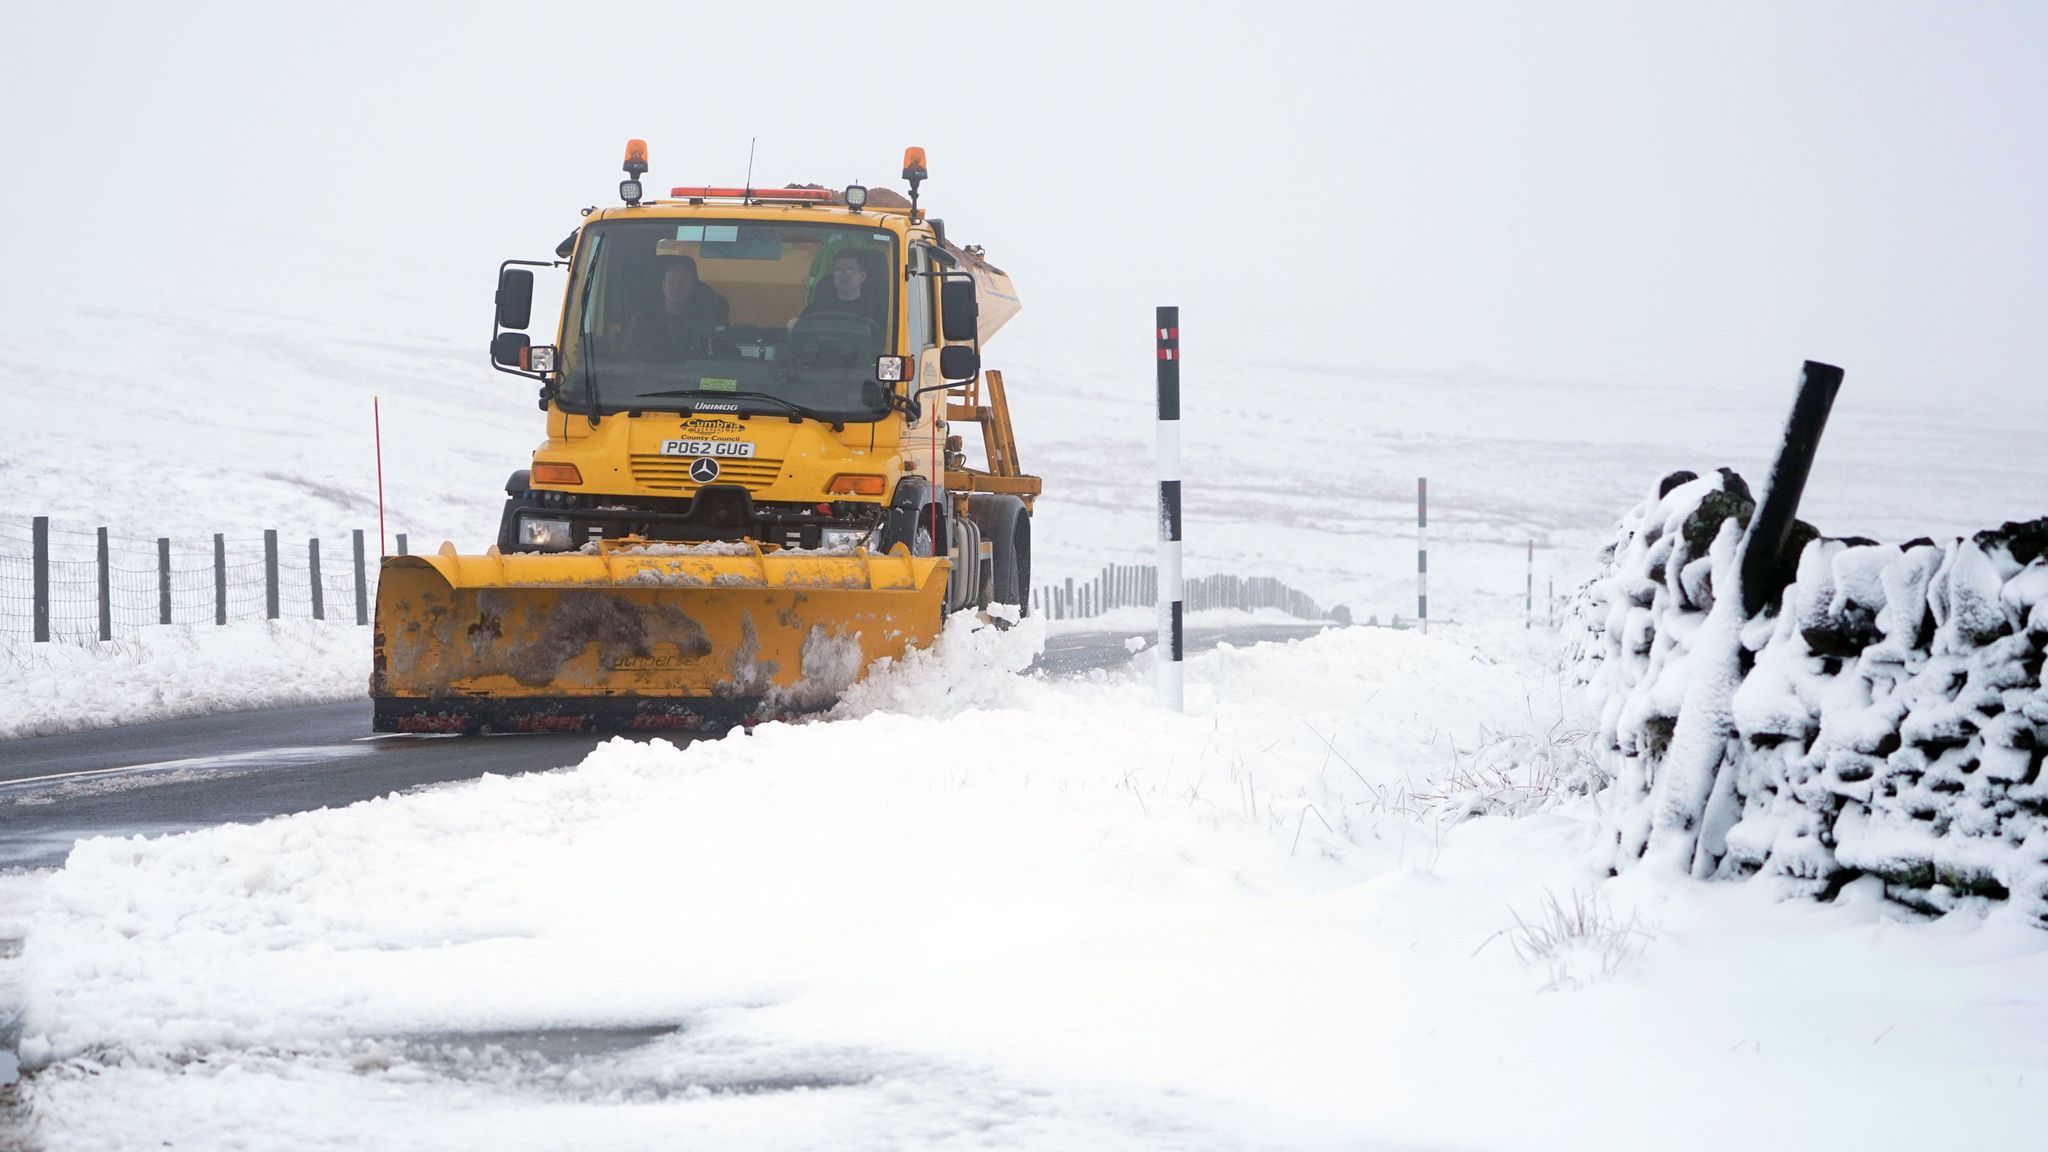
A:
[11,619,2042,1149]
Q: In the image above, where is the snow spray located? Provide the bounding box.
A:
[1156,306,1184,711]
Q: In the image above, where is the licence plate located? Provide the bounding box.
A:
[660,440,756,458]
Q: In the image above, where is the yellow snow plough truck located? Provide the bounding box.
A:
[371,143,1039,733]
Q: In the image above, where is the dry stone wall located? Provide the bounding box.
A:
[1574,469,2048,924]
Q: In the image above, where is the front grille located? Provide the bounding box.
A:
[630,455,786,493]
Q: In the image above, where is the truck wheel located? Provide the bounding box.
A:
[966,494,1031,616]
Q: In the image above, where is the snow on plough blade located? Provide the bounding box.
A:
[371,542,948,734]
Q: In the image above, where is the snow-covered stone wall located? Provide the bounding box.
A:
[1575,469,2048,924]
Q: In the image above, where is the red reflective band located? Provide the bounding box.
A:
[669,186,833,201]
[1157,327,1178,341]
[1157,349,1177,361]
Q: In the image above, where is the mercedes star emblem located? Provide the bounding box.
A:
[689,457,721,484]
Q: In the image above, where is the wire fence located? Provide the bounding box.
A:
[1031,564,1347,625]
[6,514,1351,645]
[1,517,410,644]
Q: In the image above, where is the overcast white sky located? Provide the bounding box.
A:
[4,0,2044,402]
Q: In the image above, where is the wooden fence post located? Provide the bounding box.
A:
[214,533,227,625]
[264,529,280,620]
[309,538,324,621]
[353,529,369,626]
[158,537,172,626]
[32,516,49,642]
[96,527,111,641]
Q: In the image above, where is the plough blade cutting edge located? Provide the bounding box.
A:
[370,544,949,733]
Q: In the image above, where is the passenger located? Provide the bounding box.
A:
[628,256,730,358]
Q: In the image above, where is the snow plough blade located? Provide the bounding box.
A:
[370,542,948,733]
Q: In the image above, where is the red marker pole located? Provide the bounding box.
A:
[374,396,387,558]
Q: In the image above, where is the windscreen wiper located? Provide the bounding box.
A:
[640,389,847,430]
[580,335,603,428]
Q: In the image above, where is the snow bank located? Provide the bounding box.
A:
[6,625,1535,1146]
[1575,469,2048,923]
[0,621,370,739]
[13,620,2048,1148]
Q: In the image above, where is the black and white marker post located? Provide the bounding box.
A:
[1156,306,1184,711]
[1417,477,1429,634]
[1525,540,1534,629]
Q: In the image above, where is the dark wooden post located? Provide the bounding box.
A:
[158,537,172,625]
[32,516,49,642]
[96,527,112,641]
[214,533,227,625]
[1739,361,1845,618]
[263,530,280,620]
[353,529,368,625]
[308,538,324,621]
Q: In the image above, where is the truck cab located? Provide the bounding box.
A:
[488,145,1035,615]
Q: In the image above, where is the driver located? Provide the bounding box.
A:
[799,250,887,330]
[627,256,730,359]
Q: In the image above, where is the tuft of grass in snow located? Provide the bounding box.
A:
[1406,721,1606,824]
[1486,887,1650,992]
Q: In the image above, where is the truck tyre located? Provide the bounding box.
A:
[882,477,935,556]
[966,494,1031,616]
[949,514,983,613]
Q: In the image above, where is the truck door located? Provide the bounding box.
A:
[906,244,939,433]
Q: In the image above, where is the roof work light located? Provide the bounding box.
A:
[843,184,869,211]
[620,138,649,206]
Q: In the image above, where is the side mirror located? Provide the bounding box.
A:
[939,345,980,382]
[940,279,978,343]
[496,267,535,331]
[491,331,531,368]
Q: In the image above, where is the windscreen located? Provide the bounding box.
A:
[557,219,898,420]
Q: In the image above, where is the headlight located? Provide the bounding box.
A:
[519,517,574,549]
[819,527,875,550]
